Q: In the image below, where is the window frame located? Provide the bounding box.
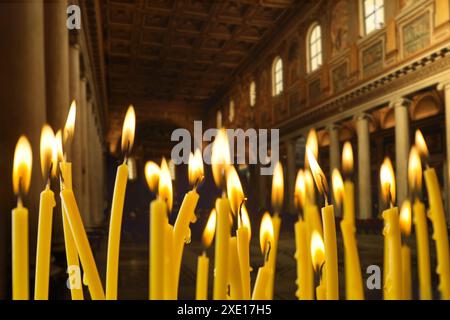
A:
[272,56,284,96]
[249,81,256,107]
[362,0,385,36]
[307,23,323,74]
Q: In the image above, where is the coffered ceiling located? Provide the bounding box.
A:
[103,0,298,108]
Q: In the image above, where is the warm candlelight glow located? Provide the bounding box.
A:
[408,146,422,195]
[332,169,344,207]
[380,157,396,206]
[145,161,160,192]
[240,204,252,241]
[415,130,429,159]
[40,125,56,181]
[121,105,136,155]
[305,129,318,169]
[211,128,231,188]
[400,200,412,237]
[55,130,63,163]
[63,100,76,146]
[13,136,32,196]
[306,146,329,199]
[226,166,244,216]
[158,158,173,212]
[294,169,306,210]
[188,149,204,186]
[271,161,284,212]
[342,141,354,175]
[259,212,274,255]
[202,209,217,248]
[310,231,325,272]
[304,169,315,203]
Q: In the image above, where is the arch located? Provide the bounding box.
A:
[307,23,323,73]
[411,93,442,120]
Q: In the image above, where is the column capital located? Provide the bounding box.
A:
[389,98,412,109]
[437,81,450,92]
[354,112,373,122]
[327,123,341,132]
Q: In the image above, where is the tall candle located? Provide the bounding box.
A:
[213,196,230,299]
[196,209,216,300]
[12,136,32,300]
[236,205,251,300]
[164,223,176,299]
[294,218,314,299]
[399,200,412,300]
[227,236,243,299]
[311,230,326,300]
[252,265,272,300]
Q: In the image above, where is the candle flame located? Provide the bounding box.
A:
[306,146,329,199]
[145,161,160,192]
[380,157,396,206]
[259,212,274,255]
[226,166,244,217]
[40,124,56,181]
[202,208,217,248]
[121,105,136,155]
[415,130,429,159]
[408,146,422,195]
[304,169,315,203]
[158,158,173,212]
[294,169,306,210]
[332,169,344,207]
[305,129,318,169]
[55,130,64,164]
[239,204,252,241]
[342,141,354,175]
[399,199,412,237]
[13,135,32,196]
[271,161,284,212]
[63,100,76,147]
[310,231,325,272]
[188,149,204,186]
[211,128,231,188]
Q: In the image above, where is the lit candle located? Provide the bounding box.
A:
[106,105,136,300]
[416,130,450,299]
[164,223,176,299]
[380,157,402,300]
[307,147,339,300]
[408,145,432,300]
[211,129,231,300]
[252,213,273,300]
[332,169,364,300]
[399,200,412,300]
[311,231,326,300]
[150,158,172,299]
[293,169,314,300]
[267,161,284,299]
[12,136,32,300]
[341,142,355,225]
[227,237,243,299]
[173,149,202,296]
[196,209,216,300]
[34,125,57,300]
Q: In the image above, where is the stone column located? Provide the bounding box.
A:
[44,0,69,246]
[0,1,47,298]
[393,99,411,207]
[356,114,372,220]
[285,138,296,213]
[328,124,341,216]
[438,82,450,223]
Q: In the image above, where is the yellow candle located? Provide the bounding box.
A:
[227,236,243,299]
[343,181,355,223]
[34,186,56,300]
[12,135,32,300]
[251,266,272,300]
[413,199,432,299]
[164,223,176,299]
[196,252,209,300]
[59,160,84,300]
[401,246,412,300]
[106,162,129,300]
[311,230,326,300]
[236,226,251,300]
[322,204,339,300]
[266,213,280,299]
[213,196,230,299]
[60,189,105,300]
[294,218,314,300]
[382,207,402,299]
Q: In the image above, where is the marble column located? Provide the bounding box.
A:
[393,99,411,207]
[438,82,450,223]
[44,0,69,246]
[328,124,341,216]
[356,114,372,220]
[285,138,296,213]
[0,0,47,298]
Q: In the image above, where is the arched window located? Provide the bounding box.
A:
[363,0,384,35]
[229,100,235,123]
[308,24,322,73]
[216,110,222,128]
[249,81,256,107]
[272,57,283,96]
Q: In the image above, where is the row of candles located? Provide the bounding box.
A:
[8,100,450,300]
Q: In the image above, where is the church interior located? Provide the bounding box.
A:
[0,0,450,301]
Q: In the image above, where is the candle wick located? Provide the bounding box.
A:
[319,262,325,282]
[193,175,204,191]
[265,241,272,264]
[17,196,23,208]
[238,198,247,227]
